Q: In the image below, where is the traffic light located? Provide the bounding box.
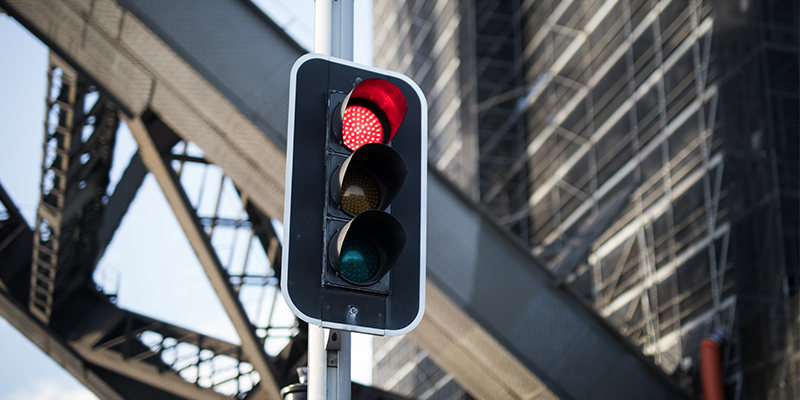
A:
[282,54,427,336]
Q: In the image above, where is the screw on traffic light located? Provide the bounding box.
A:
[283,54,427,335]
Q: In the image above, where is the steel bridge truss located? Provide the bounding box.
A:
[0,53,297,399]
[0,53,408,400]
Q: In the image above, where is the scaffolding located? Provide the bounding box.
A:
[517,0,729,374]
[473,0,531,239]
[373,0,482,200]
[515,0,799,396]
[373,0,797,397]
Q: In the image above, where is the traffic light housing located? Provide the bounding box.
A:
[282,54,427,336]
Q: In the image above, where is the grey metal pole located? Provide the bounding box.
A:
[314,0,354,59]
[307,325,326,400]
[308,325,352,400]
[309,1,355,399]
[313,0,331,55]
[330,329,352,400]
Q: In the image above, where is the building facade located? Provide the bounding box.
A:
[373,336,473,400]
[372,0,798,398]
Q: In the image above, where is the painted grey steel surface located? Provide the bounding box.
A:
[426,172,685,400]
[115,0,305,150]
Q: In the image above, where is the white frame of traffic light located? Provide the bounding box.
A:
[282,53,427,336]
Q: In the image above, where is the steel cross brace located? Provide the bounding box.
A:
[126,113,282,400]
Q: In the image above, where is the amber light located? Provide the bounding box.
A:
[341,168,382,215]
[342,105,383,151]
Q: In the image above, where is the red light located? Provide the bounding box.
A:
[334,79,408,151]
[342,105,383,151]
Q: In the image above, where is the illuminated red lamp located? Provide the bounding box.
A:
[334,79,408,151]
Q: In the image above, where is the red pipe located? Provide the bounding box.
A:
[700,330,726,400]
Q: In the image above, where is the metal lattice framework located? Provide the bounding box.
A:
[473,0,530,240]
[1,51,412,400]
[371,0,798,398]
[519,0,729,364]
[28,54,300,399]
[30,63,119,324]
[373,0,482,200]
[508,0,797,396]
[499,0,800,397]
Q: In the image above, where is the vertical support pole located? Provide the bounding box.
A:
[308,326,351,400]
[309,2,355,399]
[314,0,354,60]
[313,0,332,56]
[308,325,326,400]
[333,0,354,61]
[324,327,351,400]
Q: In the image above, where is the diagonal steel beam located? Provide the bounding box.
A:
[125,114,280,400]
[2,178,235,400]
[0,180,31,299]
[93,153,147,267]
[0,196,126,400]
[94,125,181,267]
[0,287,126,400]
[88,310,246,362]
[67,299,240,400]
[243,199,282,284]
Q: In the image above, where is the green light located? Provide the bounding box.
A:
[339,233,381,283]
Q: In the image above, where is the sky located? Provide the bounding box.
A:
[0,1,374,398]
